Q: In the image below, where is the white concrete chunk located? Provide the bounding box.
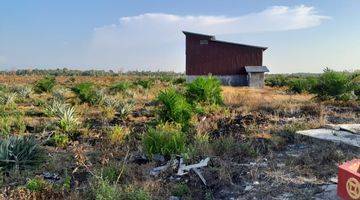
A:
[296,128,360,148]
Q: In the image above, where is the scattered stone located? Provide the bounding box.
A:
[42,172,60,183]
[153,154,165,163]
[244,185,253,191]
[169,196,180,200]
[131,154,148,164]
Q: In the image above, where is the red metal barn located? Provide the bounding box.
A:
[183,31,269,87]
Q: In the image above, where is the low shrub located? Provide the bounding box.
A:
[171,183,190,197]
[109,82,131,94]
[72,82,101,105]
[134,79,153,89]
[173,77,186,85]
[108,125,128,144]
[143,123,187,158]
[93,179,119,200]
[0,136,45,171]
[26,177,47,192]
[34,76,56,93]
[287,77,317,94]
[265,75,289,87]
[50,133,70,148]
[157,88,192,127]
[120,186,151,200]
[186,76,223,105]
[312,69,354,100]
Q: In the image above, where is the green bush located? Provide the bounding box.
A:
[93,179,119,200]
[134,79,153,89]
[109,82,131,93]
[120,186,151,200]
[157,88,192,127]
[143,123,187,158]
[287,77,317,94]
[173,77,186,85]
[26,178,47,192]
[34,76,56,93]
[312,69,354,100]
[186,76,223,105]
[0,136,45,170]
[265,75,288,87]
[51,133,70,148]
[72,82,101,105]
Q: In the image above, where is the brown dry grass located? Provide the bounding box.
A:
[222,86,313,111]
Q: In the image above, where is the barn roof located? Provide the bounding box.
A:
[245,66,269,73]
[183,31,268,50]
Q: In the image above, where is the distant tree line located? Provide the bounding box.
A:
[0,68,183,77]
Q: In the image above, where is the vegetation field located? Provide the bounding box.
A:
[0,69,359,199]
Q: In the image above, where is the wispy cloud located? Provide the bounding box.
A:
[88,5,329,72]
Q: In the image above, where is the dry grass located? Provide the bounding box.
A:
[222,86,313,111]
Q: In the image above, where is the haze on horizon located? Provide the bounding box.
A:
[0,0,359,74]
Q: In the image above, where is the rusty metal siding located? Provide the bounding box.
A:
[185,34,264,76]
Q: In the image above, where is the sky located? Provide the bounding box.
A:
[0,0,359,73]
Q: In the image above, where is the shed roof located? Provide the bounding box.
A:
[183,31,268,50]
[245,66,269,73]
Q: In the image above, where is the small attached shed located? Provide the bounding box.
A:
[184,31,269,88]
[245,66,269,88]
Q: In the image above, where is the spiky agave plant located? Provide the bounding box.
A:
[0,136,45,171]
[116,101,134,119]
[0,92,17,106]
[57,106,79,133]
[44,100,68,117]
[12,85,33,98]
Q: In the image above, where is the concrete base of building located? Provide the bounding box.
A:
[186,74,265,88]
[186,75,248,86]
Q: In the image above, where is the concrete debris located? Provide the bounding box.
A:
[324,124,360,134]
[297,125,360,148]
[177,157,210,176]
[193,168,207,185]
[150,164,170,176]
[169,196,180,200]
[244,185,253,191]
[314,184,339,200]
[150,157,210,183]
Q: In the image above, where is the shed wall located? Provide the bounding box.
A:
[185,34,264,76]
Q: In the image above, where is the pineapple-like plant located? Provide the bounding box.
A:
[0,92,17,106]
[52,87,70,101]
[0,136,45,171]
[57,106,79,133]
[44,100,68,117]
[12,85,32,98]
[116,101,134,119]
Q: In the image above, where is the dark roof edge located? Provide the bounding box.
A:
[182,31,268,50]
[182,31,215,38]
[212,40,268,50]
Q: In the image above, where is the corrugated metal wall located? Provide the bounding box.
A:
[185,34,264,76]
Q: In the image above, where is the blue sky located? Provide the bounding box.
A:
[0,0,359,73]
